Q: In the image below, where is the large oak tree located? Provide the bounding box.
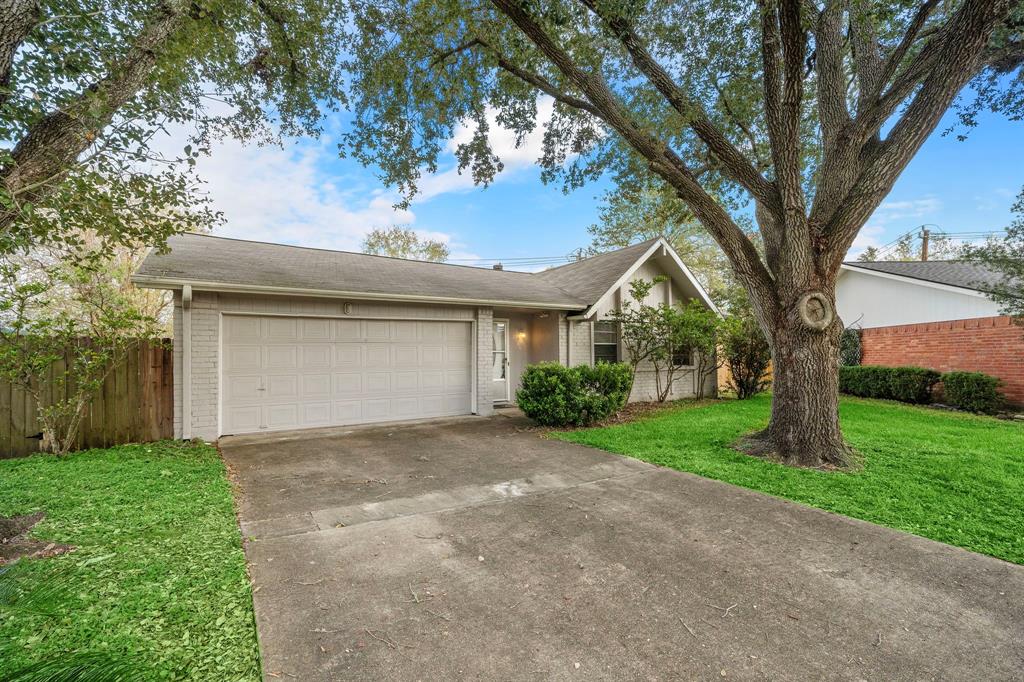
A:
[339,0,1023,466]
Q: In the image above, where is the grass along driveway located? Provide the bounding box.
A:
[0,441,259,680]
[557,394,1024,564]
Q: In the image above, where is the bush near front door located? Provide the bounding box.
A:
[517,362,632,426]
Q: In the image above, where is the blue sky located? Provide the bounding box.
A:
[172,100,1022,270]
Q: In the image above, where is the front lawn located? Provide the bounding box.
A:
[557,395,1024,565]
[0,441,260,680]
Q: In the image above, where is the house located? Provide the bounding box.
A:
[132,234,717,439]
[836,260,1023,404]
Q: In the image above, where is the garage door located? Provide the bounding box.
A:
[222,315,473,435]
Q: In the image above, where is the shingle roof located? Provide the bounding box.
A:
[532,239,660,303]
[134,234,592,308]
[843,260,1011,293]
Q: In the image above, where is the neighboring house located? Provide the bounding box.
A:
[132,234,717,439]
[836,261,1023,404]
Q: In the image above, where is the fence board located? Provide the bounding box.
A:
[0,340,174,458]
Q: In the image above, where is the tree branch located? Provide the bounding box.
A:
[431,36,604,119]
[849,0,885,108]
[877,0,941,90]
[253,0,305,84]
[821,0,1016,271]
[578,0,780,215]
[0,0,40,108]
[0,0,192,234]
[489,0,778,314]
[813,1,850,147]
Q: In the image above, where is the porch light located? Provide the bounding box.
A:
[515,330,527,344]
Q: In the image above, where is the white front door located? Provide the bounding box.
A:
[492,319,510,402]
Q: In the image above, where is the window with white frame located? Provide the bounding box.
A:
[593,320,619,363]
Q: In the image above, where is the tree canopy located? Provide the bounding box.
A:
[0,0,349,257]
[361,226,451,261]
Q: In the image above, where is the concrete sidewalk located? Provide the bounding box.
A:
[221,414,1024,681]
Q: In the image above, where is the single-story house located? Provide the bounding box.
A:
[132,234,717,439]
[836,260,1023,404]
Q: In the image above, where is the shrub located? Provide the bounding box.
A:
[941,371,1004,414]
[839,328,861,366]
[888,367,941,404]
[576,362,633,423]
[837,365,939,404]
[720,315,771,399]
[838,365,893,399]
[516,361,632,426]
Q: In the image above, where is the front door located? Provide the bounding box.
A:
[492,319,510,402]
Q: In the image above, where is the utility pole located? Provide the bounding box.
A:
[920,228,930,262]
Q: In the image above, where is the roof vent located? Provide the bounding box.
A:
[492,263,503,270]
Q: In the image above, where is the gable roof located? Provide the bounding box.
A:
[133,233,718,313]
[841,260,1010,294]
[532,239,661,303]
[134,234,587,309]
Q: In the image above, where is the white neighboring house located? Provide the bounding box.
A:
[836,261,1004,328]
[835,260,1023,406]
[132,234,718,440]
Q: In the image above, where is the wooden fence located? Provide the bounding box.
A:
[0,340,174,458]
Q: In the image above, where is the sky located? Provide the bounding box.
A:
[164,99,1023,271]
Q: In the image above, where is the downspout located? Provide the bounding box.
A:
[566,316,572,366]
[181,284,192,440]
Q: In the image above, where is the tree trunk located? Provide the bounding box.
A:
[739,296,851,468]
[0,0,39,107]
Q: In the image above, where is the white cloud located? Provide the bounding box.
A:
[149,96,560,255]
[173,136,418,251]
[417,97,557,201]
[870,197,942,223]
[847,195,943,259]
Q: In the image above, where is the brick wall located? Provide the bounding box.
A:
[859,315,1024,404]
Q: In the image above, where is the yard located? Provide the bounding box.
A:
[558,394,1024,565]
[0,441,260,680]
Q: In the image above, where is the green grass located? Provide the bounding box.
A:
[0,441,260,680]
[556,394,1024,564]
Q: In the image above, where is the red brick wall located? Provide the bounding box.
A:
[859,316,1024,405]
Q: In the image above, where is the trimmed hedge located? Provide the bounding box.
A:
[838,365,940,404]
[516,361,633,426]
[941,371,1004,414]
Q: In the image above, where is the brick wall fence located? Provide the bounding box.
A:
[859,315,1024,405]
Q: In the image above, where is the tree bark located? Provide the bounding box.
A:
[740,292,851,468]
[0,0,39,107]
[0,0,191,234]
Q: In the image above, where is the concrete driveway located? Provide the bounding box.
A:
[221,412,1024,681]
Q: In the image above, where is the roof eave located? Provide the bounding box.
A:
[574,237,721,318]
[838,263,991,298]
[131,275,588,311]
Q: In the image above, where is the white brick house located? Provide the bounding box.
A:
[134,234,718,440]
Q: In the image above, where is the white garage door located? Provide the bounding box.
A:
[221,315,473,435]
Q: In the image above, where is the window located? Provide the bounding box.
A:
[593,321,619,363]
[671,346,691,367]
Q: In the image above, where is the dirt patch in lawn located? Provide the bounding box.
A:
[0,512,74,565]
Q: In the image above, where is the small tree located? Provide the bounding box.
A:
[361,226,450,262]
[720,315,771,400]
[839,328,862,367]
[675,300,720,399]
[608,277,665,397]
[613,279,720,402]
[0,259,162,455]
